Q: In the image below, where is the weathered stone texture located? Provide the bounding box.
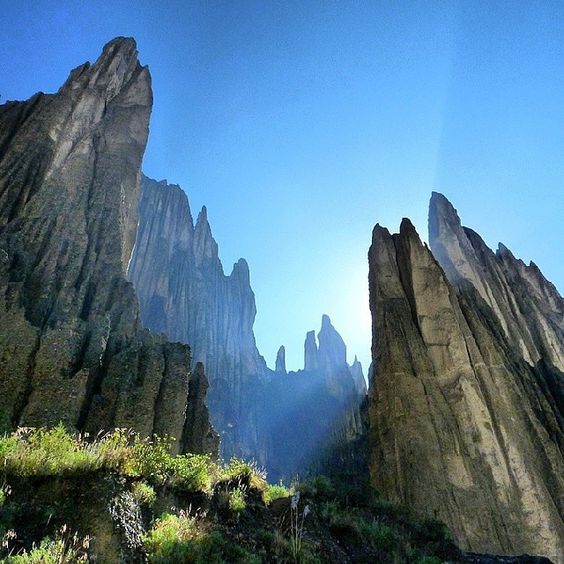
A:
[128,176,267,460]
[0,38,216,455]
[368,204,564,562]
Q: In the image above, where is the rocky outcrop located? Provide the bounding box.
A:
[266,316,367,480]
[429,191,564,373]
[368,204,564,562]
[0,38,216,455]
[275,346,287,374]
[128,176,268,460]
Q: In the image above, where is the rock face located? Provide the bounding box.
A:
[0,38,217,455]
[275,346,287,374]
[128,176,267,460]
[128,177,368,475]
[266,315,367,480]
[429,191,564,373]
[368,199,564,562]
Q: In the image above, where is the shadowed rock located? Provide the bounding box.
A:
[0,38,216,454]
[128,175,267,460]
[275,345,287,374]
[368,207,564,561]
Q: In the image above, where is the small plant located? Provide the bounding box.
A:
[143,511,201,562]
[131,481,156,506]
[221,458,267,491]
[289,491,310,563]
[228,487,246,512]
[5,525,89,563]
[263,482,290,505]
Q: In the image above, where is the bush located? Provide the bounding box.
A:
[5,527,89,563]
[262,482,290,505]
[296,475,335,500]
[228,487,246,512]
[0,425,97,477]
[131,481,157,506]
[143,512,259,563]
[221,458,266,491]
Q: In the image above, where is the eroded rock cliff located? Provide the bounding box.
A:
[0,38,217,455]
[266,315,367,480]
[368,201,564,562]
[128,176,267,460]
[128,178,367,476]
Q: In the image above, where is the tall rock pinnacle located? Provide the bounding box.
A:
[369,200,564,561]
[429,191,564,371]
[0,38,216,455]
[304,330,319,371]
[275,346,287,374]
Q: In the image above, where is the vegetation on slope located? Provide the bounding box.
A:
[0,426,461,563]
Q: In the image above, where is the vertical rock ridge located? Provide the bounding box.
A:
[0,38,216,456]
[429,192,564,371]
[128,175,267,461]
[275,345,287,374]
[369,202,564,561]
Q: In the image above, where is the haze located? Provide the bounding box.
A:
[2,1,563,372]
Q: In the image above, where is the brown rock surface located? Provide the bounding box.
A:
[368,212,564,562]
[0,38,216,454]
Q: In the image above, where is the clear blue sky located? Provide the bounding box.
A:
[2,1,563,372]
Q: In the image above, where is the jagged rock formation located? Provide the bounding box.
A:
[368,198,564,562]
[275,346,287,374]
[429,191,564,373]
[0,38,217,455]
[266,315,367,480]
[128,178,367,476]
[128,175,268,460]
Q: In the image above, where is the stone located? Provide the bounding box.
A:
[368,207,564,562]
[0,38,216,455]
[275,346,287,374]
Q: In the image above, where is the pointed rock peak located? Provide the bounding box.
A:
[195,206,213,237]
[372,223,392,243]
[197,205,208,223]
[496,242,515,260]
[61,36,146,101]
[304,330,319,371]
[99,36,139,64]
[430,191,459,218]
[318,315,347,368]
[428,192,463,246]
[275,346,287,374]
[349,357,367,395]
[193,205,219,263]
[231,258,250,284]
[399,217,419,236]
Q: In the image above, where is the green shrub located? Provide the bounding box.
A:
[221,458,266,491]
[296,475,336,500]
[415,557,442,564]
[0,425,97,477]
[5,527,89,563]
[262,482,290,505]
[228,487,246,512]
[143,512,259,563]
[172,454,215,492]
[131,481,157,506]
[359,519,398,550]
